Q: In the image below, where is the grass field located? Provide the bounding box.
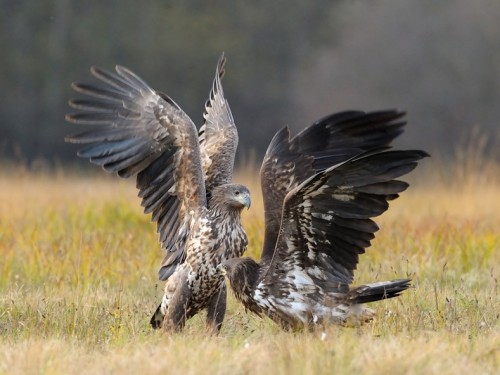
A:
[0,160,499,375]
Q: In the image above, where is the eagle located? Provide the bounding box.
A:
[218,119,428,329]
[65,54,250,332]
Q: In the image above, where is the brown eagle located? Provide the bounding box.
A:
[66,54,250,332]
[218,118,428,329]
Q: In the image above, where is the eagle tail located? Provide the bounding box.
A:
[348,278,412,304]
[150,304,164,329]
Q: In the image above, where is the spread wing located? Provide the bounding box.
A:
[65,66,206,280]
[199,53,238,201]
[260,149,428,290]
[259,110,406,266]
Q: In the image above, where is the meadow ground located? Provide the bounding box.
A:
[0,159,498,375]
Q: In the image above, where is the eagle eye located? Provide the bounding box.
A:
[235,191,240,196]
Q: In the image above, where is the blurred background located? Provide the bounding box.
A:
[1,0,499,169]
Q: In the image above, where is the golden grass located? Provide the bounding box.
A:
[0,161,499,375]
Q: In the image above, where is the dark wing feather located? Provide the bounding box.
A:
[261,149,428,289]
[259,110,406,266]
[199,53,238,201]
[65,65,206,281]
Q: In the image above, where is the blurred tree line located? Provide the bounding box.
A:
[1,0,499,168]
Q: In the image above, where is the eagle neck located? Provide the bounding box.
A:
[208,201,242,223]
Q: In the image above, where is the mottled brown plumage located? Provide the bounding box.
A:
[65,54,249,332]
[219,114,428,330]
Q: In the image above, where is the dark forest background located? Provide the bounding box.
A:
[1,0,499,169]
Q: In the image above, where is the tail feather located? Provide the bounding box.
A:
[150,304,164,329]
[348,278,411,304]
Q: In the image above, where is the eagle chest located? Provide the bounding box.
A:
[219,219,248,259]
[185,215,247,306]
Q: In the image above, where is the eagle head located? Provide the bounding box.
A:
[217,257,260,288]
[217,257,261,311]
[211,184,251,210]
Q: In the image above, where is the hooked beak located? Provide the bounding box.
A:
[238,193,251,210]
[216,264,227,276]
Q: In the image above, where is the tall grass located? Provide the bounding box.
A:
[0,155,498,374]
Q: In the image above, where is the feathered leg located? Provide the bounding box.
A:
[206,284,227,333]
[162,278,192,332]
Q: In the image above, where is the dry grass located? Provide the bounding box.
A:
[0,159,499,375]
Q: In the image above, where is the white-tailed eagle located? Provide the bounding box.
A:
[218,116,428,329]
[66,54,250,332]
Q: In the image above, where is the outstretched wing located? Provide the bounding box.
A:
[65,66,206,280]
[199,53,238,202]
[259,110,406,266]
[261,149,428,290]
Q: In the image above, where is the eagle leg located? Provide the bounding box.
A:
[162,277,192,333]
[206,284,227,333]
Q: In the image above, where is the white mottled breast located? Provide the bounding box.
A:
[165,208,248,309]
